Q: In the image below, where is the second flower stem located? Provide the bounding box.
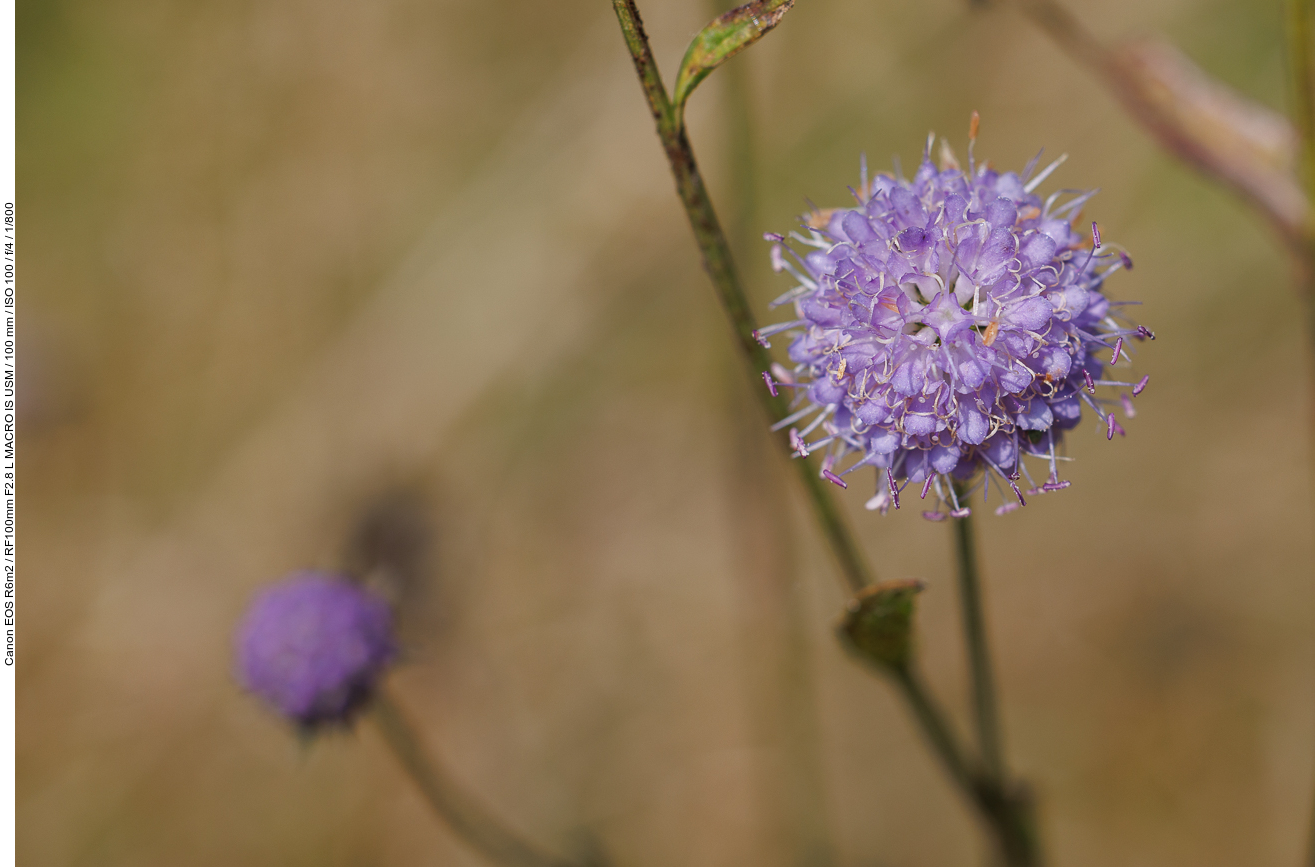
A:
[371,689,582,867]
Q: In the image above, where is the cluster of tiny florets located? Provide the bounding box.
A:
[757,135,1152,518]
[234,572,396,729]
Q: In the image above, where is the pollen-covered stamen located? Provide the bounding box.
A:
[1111,418,1126,437]
[921,476,935,499]
[995,502,1021,516]
[886,466,901,510]
[1133,374,1150,396]
[922,511,947,522]
[1119,250,1134,270]
[1007,478,1027,506]
[1110,336,1124,365]
[762,371,778,397]
[950,507,971,518]
[1084,368,1096,395]
[1042,480,1072,492]
[823,469,848,488]
[1106,414,1116,440]
[1136,325,1155,340]
[1091,221,1102,249]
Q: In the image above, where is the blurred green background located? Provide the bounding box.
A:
[17,0,1315,865]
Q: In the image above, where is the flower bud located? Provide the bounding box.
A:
[837,579,925,671]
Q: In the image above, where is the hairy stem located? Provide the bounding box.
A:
[952,509,1004,783]
[371,690,581,867]
[611,0,872,595]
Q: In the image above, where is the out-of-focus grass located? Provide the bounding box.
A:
[18,0,1314,865]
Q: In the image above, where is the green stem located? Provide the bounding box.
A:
[371,689,581,867]
[891,664,1037,867]
[952,508,1005,784]
[611,0,872,595]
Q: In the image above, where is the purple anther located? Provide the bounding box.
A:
[1119,250,1134,270]
[886,466,901,510]
[1120,393,1136,418]
[1106,413,1116,440]
[1083,368,1096,395]
[762,371,778,397]
[822,469,848,489]
[1111,419,1126,438]
[1042,480,1072,492]
[1110,337,1123,365]
[1136,325,1155,340]
[921,511,947,522]
[994,502,1020,516]
[763,232,786,242]
[1133,374,1150,396]
[1091,221,1101,248]
[1007,478,1027,506]
[949,507,971,519]
[753,330,770,348]
[920,476,934,499]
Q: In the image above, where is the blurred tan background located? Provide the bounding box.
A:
[17,0,1315,865]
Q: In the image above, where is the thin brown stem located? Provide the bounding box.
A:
[611,0,872,594]
[1015,0,1309,257]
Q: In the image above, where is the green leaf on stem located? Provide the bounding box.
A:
[671,0,794,124]
[837,579,924,672]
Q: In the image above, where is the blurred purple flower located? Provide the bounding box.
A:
[758,135,1152,517]
[235,572,396,728]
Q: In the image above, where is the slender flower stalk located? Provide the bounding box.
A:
[610,0,872,594]
[371,690,583,867]
[840,581,1038,865]
[891,666,1036,866]
[951,508,1004,783]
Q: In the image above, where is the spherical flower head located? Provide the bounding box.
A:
[235,571,397,728]
[758,135,1153,517]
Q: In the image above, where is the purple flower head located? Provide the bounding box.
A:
[235,572,396,728]
[757,134,1153,517]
